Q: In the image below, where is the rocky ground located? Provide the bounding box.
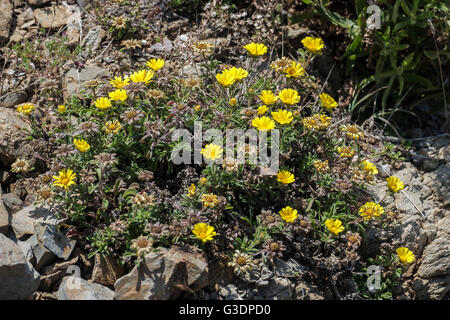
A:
[0,0,448,300]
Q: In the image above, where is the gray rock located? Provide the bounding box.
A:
[91,253,124,286]
[0,233,40,299]
[35,223,76,260]
[1,192,23,213]
[294,281,325,300]
[57,276,114,300]
[148,38,173,54]
[0,107,32,167]
[64,64,110,97]
[413,275,450,300]
[417,236,450,279]
[11,205,57,239]
[421,164,450,207]
[0,91,28,108]
[27,234,56,271]
[80,26,105,58]
[0,188,9,235]
[0,0,13,42]
[114,246,208,300]
[33,5,72,29]
[274,259,308,278]
[219,284,241,300]
[259,277,294,300]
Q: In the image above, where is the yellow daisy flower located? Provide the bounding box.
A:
[279,206,298,223]
[313,160,330,173]
[341,124,364,140]
[229,97,238,106]
[320,93,338,110]
[109,76,130,89]
[58,105,66,113]
[108,89,128,102]
[359,202,384,220]
[216,70,236,87]
[301,36,324,54]
[192,223,217,243]
[257,105,268,115]
[271,109,293,125]
[278,88,300,105]
[52,169,76,190]
[386,176,405,193]
[187,184,196,198]
[325,218,345,235]
[284,62,306,78]
[277,170,295,184]
[361,160,378,175]
[396,247,415,264]
[201,193,220,208]
[94,97,112,110]
[103,120,122,134]
[258,90,278,105]
[243,42,268,56]
[146,58,165,71]
[17,103,35,115]
[227,67,248,81]
[201,143,223,161]
[130,69,155,84]
[73,139,91,153]
[252,116,276,131]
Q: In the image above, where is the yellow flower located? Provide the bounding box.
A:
[258,90,278,105]
[103,120,122,134]
[257,105,268,115]
[187,184,196,198]
[229,98,238,106]
[243,42,268,56]
[17,103,35,115]
[73,139,91,153]
[58,105,66,113]
[271,109,293,125]
[386,176,405,193]
[108,89,128,102]
[146,58,165,71]
[301,36,324,54]
[94,97,112,110]
[201,143,223,161]
[199,177,207,185]
[192,223,217,243]
[361,160,378,175]
[313,160,330,173]
[396,247,415,264]
[359,202,384,220]
[277,170,295,184]
[279,206,298,223]
[278,88,300,105]
[341,124,364,140]
[284,62,306,78]
[252,116,276,131]
[194,104,202,112]
[270,57,295,73]
[130,69,154,84]
[337,146,355,158]
[320,93,338,110]
[109,76,130,89]
[325,218,344,235]
[52,169,76,190]
[201,193,219,208]
[302,114,331,131]
[227,67,248,81]
[216,70,236,87]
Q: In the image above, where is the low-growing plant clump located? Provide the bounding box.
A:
[14,35,418,299]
